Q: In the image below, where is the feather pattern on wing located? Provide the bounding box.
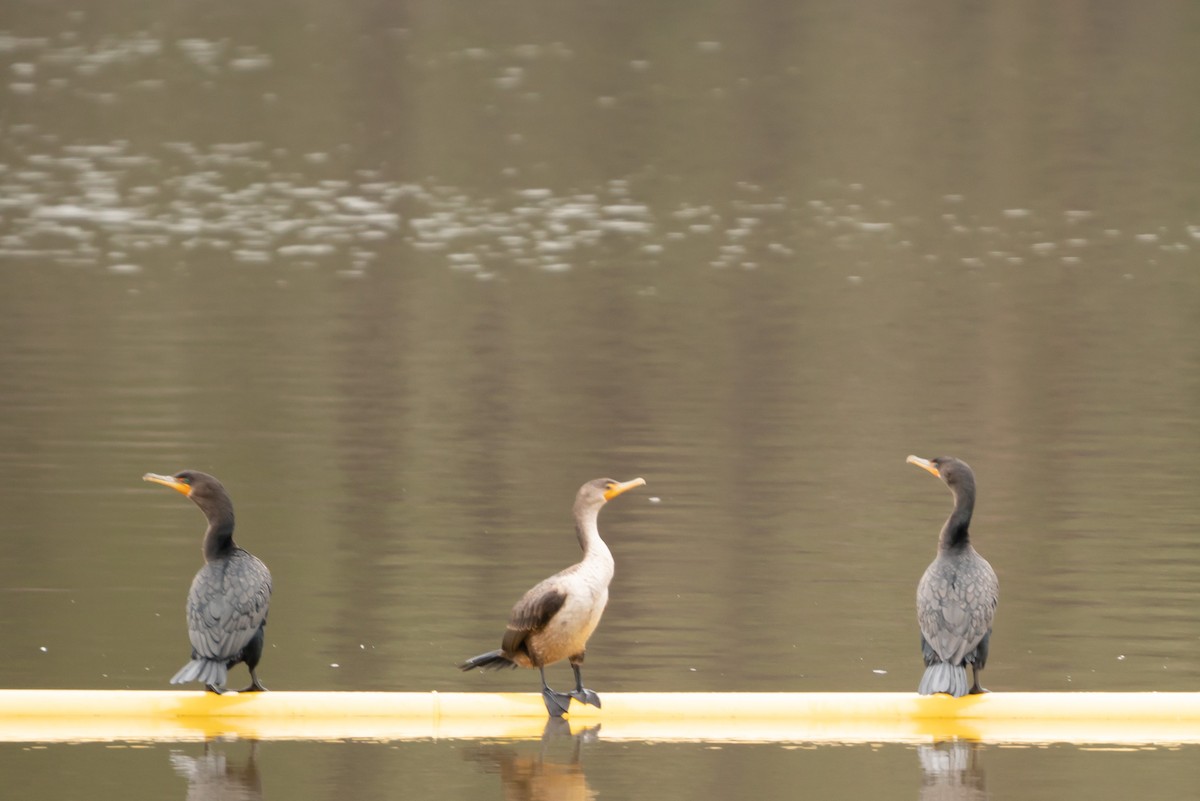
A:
[501,576,569,662]
[186,549,272,662]
[917,547,998,666]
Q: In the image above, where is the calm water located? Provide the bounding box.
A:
[2,0,1199,798]
[2,732,1199,801]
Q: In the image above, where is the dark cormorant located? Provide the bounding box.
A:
[144,470,272,694]
[459,477,646,717]
[906,455,999,697]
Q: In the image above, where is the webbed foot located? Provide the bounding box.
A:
[569,688,601,708]
[542,688,573,717]
[239,671,268,693]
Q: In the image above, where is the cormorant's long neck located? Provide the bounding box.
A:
[939,481,975,551]
[200,497,236,562]
[573,502,614,573]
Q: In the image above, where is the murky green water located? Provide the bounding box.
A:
[2,1,1199,798]
[3,734,1199,801]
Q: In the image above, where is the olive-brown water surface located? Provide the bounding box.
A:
[1,1,1198,799]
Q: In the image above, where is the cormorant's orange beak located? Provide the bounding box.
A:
[143,473,192,497]
[906,455,940,478]
[604,477,646,500]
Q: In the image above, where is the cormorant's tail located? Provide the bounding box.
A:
[458,649,517,672]
[171,658,228,688]
[918,662,969,697]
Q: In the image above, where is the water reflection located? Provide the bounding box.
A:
[169,741,262,801]
[467,718,600,801]
[917,741,988,801]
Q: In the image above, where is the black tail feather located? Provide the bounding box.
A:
[918,662,969,697]
[171,658,228,688]
[459,649,517,672]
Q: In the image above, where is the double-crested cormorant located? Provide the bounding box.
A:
[459,477,646,717]
[144,471,272,694]
[906,455,999,697]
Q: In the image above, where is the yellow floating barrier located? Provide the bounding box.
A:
[5,690,1200,722]
[0,691,1197,744]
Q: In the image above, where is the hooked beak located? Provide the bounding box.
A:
[905,455,940,478]
[143,473,191,497]
[604,477,646,501]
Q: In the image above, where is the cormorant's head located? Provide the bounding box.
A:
[143,470,230,511]
[906,455,975,491]
[575,476,646,511]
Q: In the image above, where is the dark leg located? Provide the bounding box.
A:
[237,628,268,693]
[568,661,601,709]
[241,667,268,693]
[539,667,573,717]
[968,632,990,694]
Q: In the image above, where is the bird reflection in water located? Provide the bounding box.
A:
[917,740,989,801]
[466,717,600,801]
[169,741,262,801]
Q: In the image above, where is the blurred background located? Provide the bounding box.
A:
[1,1,1198,799]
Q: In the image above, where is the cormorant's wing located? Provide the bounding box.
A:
[186,552,272,660]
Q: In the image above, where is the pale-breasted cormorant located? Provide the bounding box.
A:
[459,477,645,716]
